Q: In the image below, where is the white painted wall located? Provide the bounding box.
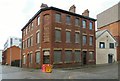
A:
[96,31,117,64]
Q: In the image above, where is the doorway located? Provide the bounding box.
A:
[108,54,113,63]
[82,51,87,65]
[27,54,30,68]
[43,51,50,64]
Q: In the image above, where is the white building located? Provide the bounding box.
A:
[0,50,2,63]
[96,30,117,64]
[4,37,22,51]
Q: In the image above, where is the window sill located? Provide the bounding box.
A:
[43,41,49,43]
[53,62,63,64]
[55,41,61,43]
[100,48,105,49]
[75,42,80,44]
[75,25,80,27]
[89,60,94,62]
[64,62,73,64]
[89,29,93,30]
[74,61,81,63]
[66,23,71,25]
[55,21,61,23]
[66,42,71,43]
[89,45,93,46]
[36,63,40,64]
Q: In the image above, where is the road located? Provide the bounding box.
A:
[0,63,118,79]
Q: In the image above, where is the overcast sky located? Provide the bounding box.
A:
[0,0,119,49]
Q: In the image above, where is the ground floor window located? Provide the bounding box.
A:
[35,51,40,64]
[89,51,94,61]
[75,50,81,62]
[54,50,62,64]
[30,53,32,64]
[65,50,72,63]
[23,55,26,64]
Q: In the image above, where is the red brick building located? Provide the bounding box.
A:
[21,4,96,68]
[2,46,21,66]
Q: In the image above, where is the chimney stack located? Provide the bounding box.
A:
[40,3,48,9]
[82,9,89,17]
[69,5,76,13]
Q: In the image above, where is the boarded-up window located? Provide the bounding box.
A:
[82,20,86,28]
[23,55,26,64]
[55,29,61,42]
[75,50,81,62]
[75,33,80,43]
[35,51,40,64]
[65,50,72,63]
[55,13,61,22]
[66,16,71,24]
[66,31,71,43]
[54,50,62,63]
[89,52,94,61]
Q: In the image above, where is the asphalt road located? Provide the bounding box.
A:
[0,63,118,79]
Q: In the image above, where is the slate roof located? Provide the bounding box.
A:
[21,6,96,31]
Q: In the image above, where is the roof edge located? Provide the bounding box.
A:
[21,6,96,31]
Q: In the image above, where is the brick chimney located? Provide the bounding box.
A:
[69,5,76,13]
[82,9,89,17]
[40,3,48,9]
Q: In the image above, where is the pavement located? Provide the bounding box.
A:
[0,63,118,79]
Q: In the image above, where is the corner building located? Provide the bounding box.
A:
[21,5,96,68]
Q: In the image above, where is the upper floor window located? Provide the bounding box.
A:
[22,42,25,49]
[29,36,33,47]
[26,27,28,35]
[109,43,114,48]
[89,22,93,30]
[83,35,87,45]
[89,36,93,46]
[55,13,61,22]
[31,22,34,30]
[75,32,80,43]
[66,15,71,24]
[23,29,26,36]
[36,32,40,44]
[37,16,40,25]
[55,29,61,42]
[66,31,71,43]
[28,25,30,32]
[82,20,86,28]
[75,18,80,26]
[27,38,30,47]
[99,42,105,48]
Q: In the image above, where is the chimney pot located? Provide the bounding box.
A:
[40,3,48,9]
[82,9,89,17]
[69,5,76,13]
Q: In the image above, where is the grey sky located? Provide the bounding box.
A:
[0,0,119,49]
